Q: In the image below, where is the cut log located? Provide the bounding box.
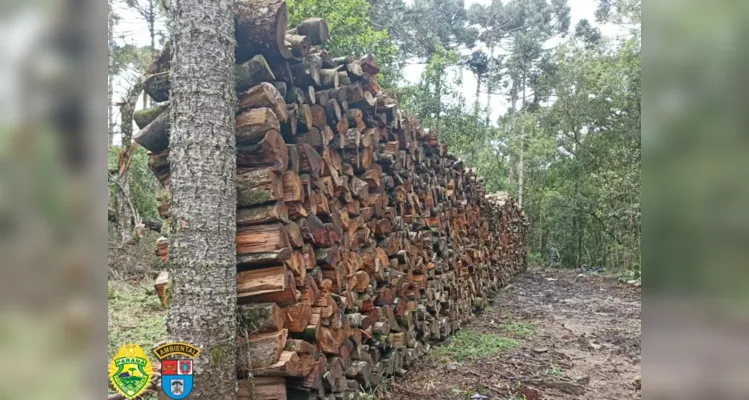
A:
[298,144,322,177]
[237,202,290,226]
[236,329,288,371]
[272,81,288,97]
[237,129,288,171]
[290,59,321,88]
[236,223,291,260]
[253,351,303,377]
[285,250,307,284]
[319,68,339,89]
[282,170,304,203]
[236,107,281,145]
[235,0,292,63]
[297,127,326,149]
[134,103,169,129]
[286,34,311,58]
[236,167,283,207]
[143,72,169,103]
[133,111,170,153]
[296,104,313,132]
[237,302,285,333]
[295,18,329,45]
[338,71,351,86]
[283,302,313,333]
[238,267,298,306]
[285,87,304,105]
[237,377,287,400]
[236,54,277,92]
[286,221,304,248]
[237,265,288,297]
[238,82,288,122]
[272,61,296,87]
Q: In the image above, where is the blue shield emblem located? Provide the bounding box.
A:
[162,374,193,399]
[161,360,193,399]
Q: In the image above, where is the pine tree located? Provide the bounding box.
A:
[166,0,237,397]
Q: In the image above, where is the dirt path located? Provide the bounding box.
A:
[377,268,641,400]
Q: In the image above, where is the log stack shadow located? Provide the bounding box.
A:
[139,2,528,398]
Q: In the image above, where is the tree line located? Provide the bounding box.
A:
[108,0,641,271]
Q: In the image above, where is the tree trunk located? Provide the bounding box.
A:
[145,0,156,109]
[167,0,237,398]
[108,0,115,145]
[484,45,494,127]
[573,129,582,269]
[518,71,526,208]
[508,79,517,186]
[115,81,144,244]
[470,71,481,166]
[435,67,442,131]
[474,71,481,115]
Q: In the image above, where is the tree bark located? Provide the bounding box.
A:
[167,0,237,398]
[518,71,526,208]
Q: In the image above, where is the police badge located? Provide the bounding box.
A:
[108,344,153,399]
[152,342,200,399]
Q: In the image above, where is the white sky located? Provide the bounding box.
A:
[110,0,617,142]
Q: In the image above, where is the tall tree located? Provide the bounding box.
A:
[166,0,237,398]
[402,0,477,59]
[467,0,523,125]
[505,0,570,206]
[113,81,143,244]
[123,0,165,107]
[397,0,476,131]
[464,50,489,114]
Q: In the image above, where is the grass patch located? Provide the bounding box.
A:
[499,322,536,338]
[108,278,166,360]
[544,363,563,377]
[432,330,519,362]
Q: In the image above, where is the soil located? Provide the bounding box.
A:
[378,268,641,400]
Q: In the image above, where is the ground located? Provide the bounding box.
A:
[108,231,167,399]
[108,239,641,400]
[375,268,641,400]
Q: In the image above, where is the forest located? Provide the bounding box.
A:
[108,0,640,273]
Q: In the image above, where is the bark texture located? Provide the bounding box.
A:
[166,0,238,398]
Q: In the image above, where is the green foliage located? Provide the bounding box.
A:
[111,44,153,76]
[432,331,519,361]
[395,1,640,273]
[107,278,166,360]
[499,322,536,338]
[108,146,161,221]
[286,0,399,86]
[595,0,641,25]
[397,44,461,123]
[400,0,477,59]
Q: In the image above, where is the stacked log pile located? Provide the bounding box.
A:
[135,1,527,398]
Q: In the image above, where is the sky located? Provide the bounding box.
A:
[109,0,616,142]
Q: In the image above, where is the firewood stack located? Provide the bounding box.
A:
[135,1,527,398]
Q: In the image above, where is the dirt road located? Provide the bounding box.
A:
[377,268,641,399]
